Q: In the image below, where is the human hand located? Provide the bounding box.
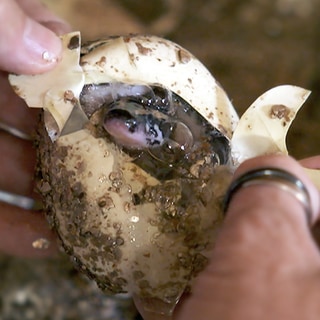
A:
[136,155,320,320]
[0,0,70,74]
[0,0,70,257]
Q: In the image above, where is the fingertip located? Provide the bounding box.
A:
[20,18,63,73]
[300,155,320,170]
[0,0,73,74]
[0,20,64,75]
[16,0,72,36]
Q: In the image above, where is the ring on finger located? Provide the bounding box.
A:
[224,168,312,225]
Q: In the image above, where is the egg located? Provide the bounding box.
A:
[9,32,318,316]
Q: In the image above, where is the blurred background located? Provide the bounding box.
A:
[1,0,320,319]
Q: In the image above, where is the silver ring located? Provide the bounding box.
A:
[224,168,312,225]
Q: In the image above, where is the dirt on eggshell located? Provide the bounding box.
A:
[34,109,233,308]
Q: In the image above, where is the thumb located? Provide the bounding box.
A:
[173,155,320,320]
[0,0,68,74]
[213,155,320,274]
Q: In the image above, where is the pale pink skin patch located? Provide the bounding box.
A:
[104,117,149,149]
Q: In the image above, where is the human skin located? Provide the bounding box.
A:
[0,0,70,74]
[137,155,320,320]
[0,0,70,257]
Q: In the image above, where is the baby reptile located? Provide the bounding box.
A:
[80,82,231,180]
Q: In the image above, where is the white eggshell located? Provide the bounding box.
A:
[9,32,84,136]
[9,32,238,140]
[231,85,311,164]
[80,35,238,138]
[8,32,236,313]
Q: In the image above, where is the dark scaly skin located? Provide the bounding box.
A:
[80,82,231,180]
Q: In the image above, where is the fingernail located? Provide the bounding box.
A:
[23,18,63,67]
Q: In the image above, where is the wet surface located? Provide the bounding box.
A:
[2,0,320,318]
[42,0,320,158]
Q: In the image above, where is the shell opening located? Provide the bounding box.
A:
[80,82,231,180]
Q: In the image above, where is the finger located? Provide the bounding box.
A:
[232,155,320,224]
[211,155,320,275]
[0,132,36,197]
[0,73,39,198]
[173,155,320,319]
[300,156,320,169]
[0,75,38,198]
[0,0,63,74]
[299,156,320,243]
[16,0,71,35]
[0,72,39,136]
[0,201,58,258]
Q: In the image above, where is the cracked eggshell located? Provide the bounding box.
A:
[39,125,230,302]
[9,32,238,139]
[9,32,236,313]
[231,85,320,189]
[9,33,84,138]
[80,34,239,139]
[231,85,311,164]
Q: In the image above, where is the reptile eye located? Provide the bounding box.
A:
[147,121,193,165]
[164,121,194,152]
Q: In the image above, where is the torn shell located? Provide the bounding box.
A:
[9,32,236,315]
[231,85,320,189]
[8,32,319,315]
[10,34,85,140]
[231,85,311,164]
[9,32,238,141]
